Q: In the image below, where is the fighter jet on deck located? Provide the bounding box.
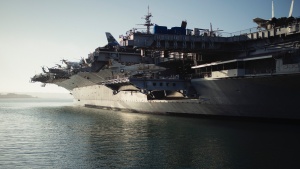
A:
[253,0,299,29]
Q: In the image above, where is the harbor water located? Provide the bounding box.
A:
[0,98,300,168]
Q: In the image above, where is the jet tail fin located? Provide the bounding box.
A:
[289,0,294,17]
[105,32,120,46]
[272,1,275,18]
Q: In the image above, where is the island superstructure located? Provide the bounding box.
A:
[32,3,300,119]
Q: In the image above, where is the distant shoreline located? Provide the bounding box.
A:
[0,93,37,99]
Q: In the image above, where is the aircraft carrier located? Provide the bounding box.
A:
[32,3,300,119]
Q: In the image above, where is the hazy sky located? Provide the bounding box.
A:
[0,0,299,93]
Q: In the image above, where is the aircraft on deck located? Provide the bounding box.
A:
[253,0,299,29]
[95,32,137,52]
[60,57,89,69]
[108,59,166,76]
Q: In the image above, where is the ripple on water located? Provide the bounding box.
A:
[0,99,300,168]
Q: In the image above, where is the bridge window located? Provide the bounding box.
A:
[153,82,156,86]
[173,83,176,86]
[160,82,163,86]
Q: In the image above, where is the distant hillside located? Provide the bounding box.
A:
[0,93,36,98]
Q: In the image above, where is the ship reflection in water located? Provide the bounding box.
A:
[0,99,299,168]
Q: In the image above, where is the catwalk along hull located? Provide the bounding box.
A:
[67,73,300,120]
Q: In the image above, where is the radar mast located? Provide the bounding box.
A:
[139,6,153,34]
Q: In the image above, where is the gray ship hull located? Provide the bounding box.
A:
[68,73,300,120]
[192,73,300,119]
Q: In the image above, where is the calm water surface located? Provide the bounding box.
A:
[0,98,300,168]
